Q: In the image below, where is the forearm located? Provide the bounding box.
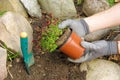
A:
[115,0,120,2]
[84,3,120,32]
[118,41,120,54]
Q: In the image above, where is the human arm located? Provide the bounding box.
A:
[84,3,120,32]
[115,0,120,2]
[58,3,120,63]
[118,41,120,54]
[59,3,120,36]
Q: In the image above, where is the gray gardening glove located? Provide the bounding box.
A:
[58,19,89,37]
[68,40,118,63]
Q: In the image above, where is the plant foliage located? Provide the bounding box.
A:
[107,0,115,6]
[40,18,63,52]
[77,0,83,5]
[0,11,6,16]
[0,40,20,61]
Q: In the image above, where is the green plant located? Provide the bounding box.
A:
[0,11,6,16]
[77,0,83,5]
[107,0,115,6]
[0,40,20,61]
[40,19,63,52]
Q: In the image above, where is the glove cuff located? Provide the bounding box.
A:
[80,19,90,35]
[107,41,118,55]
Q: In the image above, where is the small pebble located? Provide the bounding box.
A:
[43,73,46,76]
[37,64,41,68]
[18,70,21,73]
[15,58,20,63]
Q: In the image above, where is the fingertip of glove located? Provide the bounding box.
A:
[81,41,86,45]
[68,57,75,62]
[68,57,83,63]
[81,37,84,41]
[58,19,72,28]
[58,22,66,29]
[67,57,72,61]
[81,41,89,48]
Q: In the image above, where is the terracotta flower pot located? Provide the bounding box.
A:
[58,30,85,59]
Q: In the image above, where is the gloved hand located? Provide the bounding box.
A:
[58,19,89,37]
[68,40,118,63]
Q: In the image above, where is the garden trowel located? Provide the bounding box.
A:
[20,32,34,75]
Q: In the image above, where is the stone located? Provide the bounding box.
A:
[20,0,42,18]
[80,59,120,80]
[84,26,119,42]
[84,28,110,41]
[114,33,120,41]
[0,11,33,55]
[0,47,7,80]
[0,0,28,17]
[82,0,110,16]
[38,0,77,20]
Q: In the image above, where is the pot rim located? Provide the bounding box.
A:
[57,29,72,49]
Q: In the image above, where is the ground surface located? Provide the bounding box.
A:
[5,20,86,80]
[5,17,86,80]
[5,1,120,80]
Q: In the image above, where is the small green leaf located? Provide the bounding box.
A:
[77,0,82,5]
[0,11,6,16]
[107,0,115,6]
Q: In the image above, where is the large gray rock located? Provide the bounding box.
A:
[82,0,110,16]
[114,34,120,40]
[0,47,7,80]
[84,28,110,41]
[84,26,120,41]
[38,0,77,19]
[0,0,28,17]
[80,59,120,80]
[0,11,33,55]
[20,0,42,18]
[114,26,120,40]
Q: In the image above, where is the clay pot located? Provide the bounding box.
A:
[56,28,85,59]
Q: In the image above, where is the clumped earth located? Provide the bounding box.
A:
[5,1,120,80]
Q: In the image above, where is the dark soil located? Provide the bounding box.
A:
[4,1,120,80]
[5,50,86,80]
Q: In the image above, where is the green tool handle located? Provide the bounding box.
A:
[20,32,30,74]
[20,32,34,75]
[20,32,28,61]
